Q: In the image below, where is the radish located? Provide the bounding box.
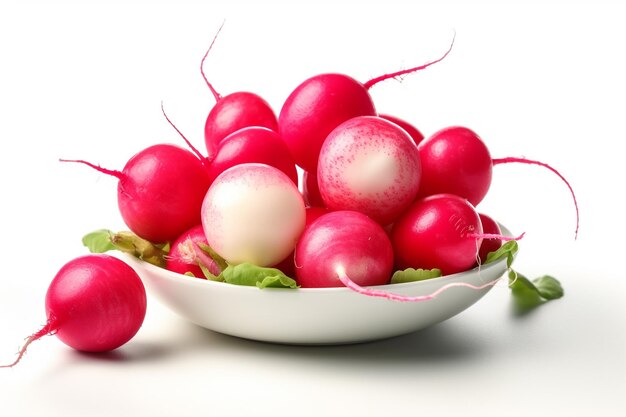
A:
[278,38,454,173]
[201,24,278,157]
[390,193,484,275]
[294,210,394,288]
[477,213,503,263]
[207,126,298,185]
[201,163,306,267]
[61,144,211,243]
[416,126,579,238]
[166,224,222,278]
[317,115,422,225]
[1,254,146,368]
[302,170,325,208]
[379,113,425,145]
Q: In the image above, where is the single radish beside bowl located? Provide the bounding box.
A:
[201,163,306,267]
[2,254,147,368]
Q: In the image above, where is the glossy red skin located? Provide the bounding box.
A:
[379,113,425,145]
[317,116,421,225]
[207,126,298,185]
[391,194,483,275]
[166,224,220,278]
[278,73,377,173]
[416,126,493,206]
[204,91,278,157]
[272,206,331,277]
[117,144,211,243]
[45,254,146,352]
[477,213,503,263]
[295,210,393,288]
[302,170,325,208]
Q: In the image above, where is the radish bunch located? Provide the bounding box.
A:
[4,26,573,367]
[64,25,576,295]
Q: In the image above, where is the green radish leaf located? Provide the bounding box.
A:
[220,263,299,289]
[509,270,563,312]
[82,229,116,253]
[533,275,564,300]
[391,268,442,284]
[485,240,518,268]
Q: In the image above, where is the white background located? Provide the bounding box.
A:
[1,0,624,416]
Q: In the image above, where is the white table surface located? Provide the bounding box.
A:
[1,1,624,416]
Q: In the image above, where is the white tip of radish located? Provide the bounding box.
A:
[201,163,306,267]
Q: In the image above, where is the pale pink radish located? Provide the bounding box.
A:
[317,115,421,225]
[294,210,393,288]
[201,163,306,267]
[2,254,146,367]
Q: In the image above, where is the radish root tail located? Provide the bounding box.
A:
[492,156,580,239]
[1,319,58,368]
[336,265,501,303]
[363,30,456,90]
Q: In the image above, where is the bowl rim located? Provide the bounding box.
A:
[121,222,514,294]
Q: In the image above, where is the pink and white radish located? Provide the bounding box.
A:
[278,38,454,173]
[294,210,394,288]
[201,24,278,157]
[317,115,422,225]
[1,254,146,368]
[166,224,221,278]
[417,126,579,238]
[201,163,306,267]
[61,144,211,243]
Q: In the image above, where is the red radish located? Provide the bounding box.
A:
[416,126,579,238]
[201,24,278,157]
[477,213,503,263]
[166,224,221,278]
[294,210,393,288]
[278,73,377,173]
[1,254,146,368]
[302,170,325,208]
[317,116,422,225]
[278,35,454,173]
[201,163,306,267]
[61,144,211,243]
[379,113,425,145]
[207,126,298,185]
[391,193,484,275]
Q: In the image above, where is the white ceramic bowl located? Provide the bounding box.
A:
[121,227,514,345]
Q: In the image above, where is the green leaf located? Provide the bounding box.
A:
[220,263,299,289]
[391,268,442,284]
[82,229,116,253]
[509,270,564,313]
[533,275,564,300]
[485,240,518,268]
